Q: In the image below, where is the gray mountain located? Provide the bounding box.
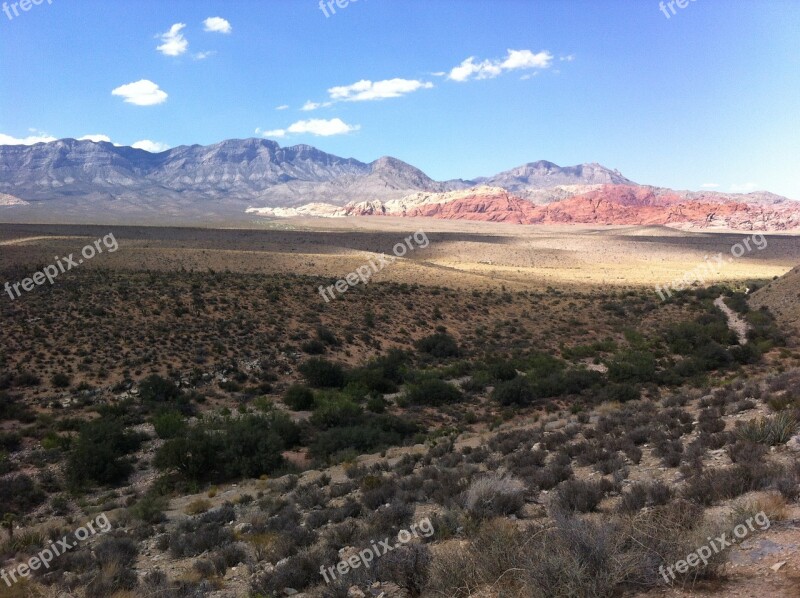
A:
[0,138,642,219]
[472,160,635,199]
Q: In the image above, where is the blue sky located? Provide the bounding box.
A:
[1,0,799,198]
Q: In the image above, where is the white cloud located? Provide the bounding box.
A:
[78,134,112,143]
[448,49,554,82]
[0,133,171,151]
[560,54,576,62]
[112,80,168,106]
[132,140,170,153]
[448,58,500,82]
[276,105,289,111]
[328,78,434,102]
[260,129,287,139]
[203,17,232,34]
[157,23,188,56]
[194,50,216,60]
[501,49,553,70]
[730,182,759,193]
[287,118,358,136]
[701,183,720,189]
[0,132,57,145]
[301,100,332,111]
[259,118,359,138]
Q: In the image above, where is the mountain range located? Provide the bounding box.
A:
[1,138,798,230]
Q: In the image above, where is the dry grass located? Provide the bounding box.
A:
[184,498,212,516]
[731,492,789,524]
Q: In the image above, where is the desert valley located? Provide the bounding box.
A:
[1,2,799,598]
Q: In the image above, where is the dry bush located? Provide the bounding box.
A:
[464,473,527,519]
[84,560,138,598]
[617,481,672,513]
[426,501,730,597]
[731,492,788,524]
[372,543,432,595]
[727,439,768,464]
[551,479,609,513]
[184,498,211,515]
[683,461,788,506]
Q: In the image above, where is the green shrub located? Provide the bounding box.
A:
[12,371,40,387]
[139,374,179,402]
[608,351,657,384]
[405,379,462,406]
[0,391,34,422]
[284,385,315,411]
[316,325,340,346]
[130,493,168,524]
[416,333,460,358]
[310,397,363,429]
[492,377,536,407]
[0,432,21,452]
[67,418,143,489]
[299,358,346,388]
[301,339,326,355]
[154,413,299,483]
[736,413,798,446]
[595,382,640,403]
[487,360,518,382]
[153,410,186,439]
[51,373,72,388]
[309,414,419,460]
[0,474,45,516]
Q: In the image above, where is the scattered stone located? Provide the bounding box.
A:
[771,561,786,572]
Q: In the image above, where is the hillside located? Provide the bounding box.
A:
[751,265,800,333]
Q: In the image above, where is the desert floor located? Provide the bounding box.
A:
[0,219,797,293]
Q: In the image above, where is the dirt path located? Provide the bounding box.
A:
[0,235,81,246]
[714,295,750,345]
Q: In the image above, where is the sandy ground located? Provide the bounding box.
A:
[0,220,797,292]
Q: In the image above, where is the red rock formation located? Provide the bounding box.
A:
[371,185,800,231]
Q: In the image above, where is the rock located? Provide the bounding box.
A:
[348,587,367,598]
[284,589,298,596]
[787,434,800,452]
[368,583,409,598]
[771,561,786,572]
